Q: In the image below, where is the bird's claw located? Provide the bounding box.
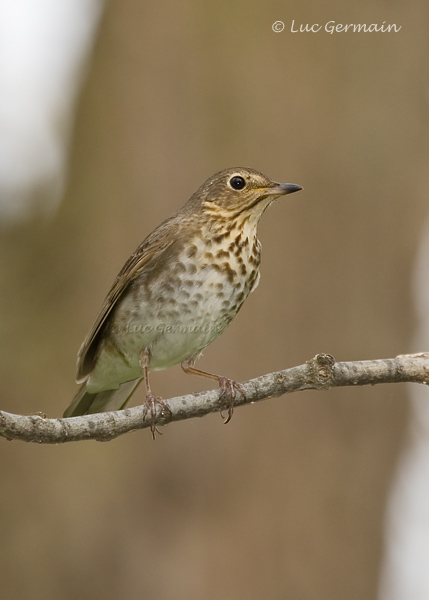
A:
[218,377,246,424]
[143,394,172,439]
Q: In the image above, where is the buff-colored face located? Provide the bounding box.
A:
[193,167,302,217]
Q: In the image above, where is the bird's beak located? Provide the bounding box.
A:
[272,182,303,195]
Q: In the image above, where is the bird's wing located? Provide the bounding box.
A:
[76,232,176,383]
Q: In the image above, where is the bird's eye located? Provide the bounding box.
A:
[229,176,246,190]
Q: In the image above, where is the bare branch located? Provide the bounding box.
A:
[1,353,428,444]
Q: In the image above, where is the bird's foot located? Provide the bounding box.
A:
[143,393,172,439]
[218,377,246,424]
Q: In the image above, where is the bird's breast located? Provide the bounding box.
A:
[108,231,261,371]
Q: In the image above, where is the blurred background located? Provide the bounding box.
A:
[1,0,428,598]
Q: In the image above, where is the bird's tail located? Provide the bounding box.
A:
[63,379,141,417]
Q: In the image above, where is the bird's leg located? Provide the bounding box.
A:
[140,349,171,438]
[181,357,245,424]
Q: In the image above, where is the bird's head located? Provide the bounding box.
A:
[190,167,302,222]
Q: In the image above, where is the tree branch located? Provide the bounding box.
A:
[1,353,428,444]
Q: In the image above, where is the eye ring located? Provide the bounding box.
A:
[229,175,246,190]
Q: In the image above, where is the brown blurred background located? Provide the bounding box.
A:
[1,1,429,598]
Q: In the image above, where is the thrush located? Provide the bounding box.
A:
[63,167,302,432]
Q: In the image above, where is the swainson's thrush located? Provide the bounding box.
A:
[64,168,302,431]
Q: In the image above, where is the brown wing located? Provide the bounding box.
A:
[76,230,176,383]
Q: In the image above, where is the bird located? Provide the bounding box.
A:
[63,167,302,433]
